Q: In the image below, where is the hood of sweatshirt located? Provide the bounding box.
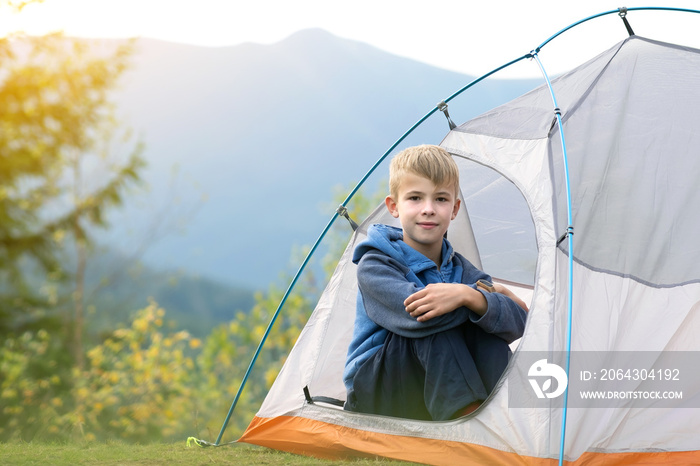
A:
[352,224,455,274]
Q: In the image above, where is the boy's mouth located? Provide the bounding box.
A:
[417,222,438,229]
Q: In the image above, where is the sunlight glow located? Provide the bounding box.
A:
[3,0,700,78]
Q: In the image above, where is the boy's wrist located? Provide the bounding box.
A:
[476,279,496,293]
[468,283,489,316]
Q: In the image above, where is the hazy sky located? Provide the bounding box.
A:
[3,1,700,77]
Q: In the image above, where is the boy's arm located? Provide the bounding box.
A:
[404,262,528,344]
[493,282,529,312]
[468,291,527,343]
[404,283,487,321]
[459,257,527,343]
[357,252,472,338]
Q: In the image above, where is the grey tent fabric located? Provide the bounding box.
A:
[241,35,700,464]
[451,36,700,286]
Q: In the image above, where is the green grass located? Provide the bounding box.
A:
[0,441,418,465]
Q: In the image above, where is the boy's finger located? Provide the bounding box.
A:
[407,304,423,316]
[404,288,427,307]
[406,293,432,312]
[407,302,431,317]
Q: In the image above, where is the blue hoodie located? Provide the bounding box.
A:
[343,224,526,391]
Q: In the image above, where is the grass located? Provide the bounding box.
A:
[0,441,418,465]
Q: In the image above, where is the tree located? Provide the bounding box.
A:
[0,30,144,365]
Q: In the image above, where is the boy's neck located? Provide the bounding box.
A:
[404,237,443,269]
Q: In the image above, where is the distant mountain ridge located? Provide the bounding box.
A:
[104,29,540,290]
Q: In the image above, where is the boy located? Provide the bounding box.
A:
[343,144,527,421]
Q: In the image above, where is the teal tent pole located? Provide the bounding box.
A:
[206,6,700,447]
[535,7,700,53]
[530,51,574,466]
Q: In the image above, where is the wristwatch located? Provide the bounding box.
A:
[476,279,496,293]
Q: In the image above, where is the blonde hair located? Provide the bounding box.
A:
[389,145,459,198]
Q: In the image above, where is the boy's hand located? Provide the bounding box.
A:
[404,283,487,322]
[492,283,529,312]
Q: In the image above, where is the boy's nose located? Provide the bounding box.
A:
[422,202,436,215]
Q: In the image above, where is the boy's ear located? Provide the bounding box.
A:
[451,198,461,220]
[385,195,400,218]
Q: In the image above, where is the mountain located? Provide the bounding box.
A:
[82,248,255,338]
[104,29,540,290]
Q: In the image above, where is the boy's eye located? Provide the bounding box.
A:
[408,196,421,201]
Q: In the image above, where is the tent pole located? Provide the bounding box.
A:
[207,6,700,450]
[341,53,532,206]
[531,52,574,466]
[535,7,700,52]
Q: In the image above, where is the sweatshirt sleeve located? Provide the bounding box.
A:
[457,254,527,344]
[470,291,527,344]
[357,251,471,338]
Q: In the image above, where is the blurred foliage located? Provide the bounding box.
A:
[0,32,144,336]
[0,0,388,439]
[0,182,385,443]
[0,275,316,443]
[68,302,201,441]
[191,246,321,441]
[0,4,146,442]
[0,303,200,442]
[0,327,71,440]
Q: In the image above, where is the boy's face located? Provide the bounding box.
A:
[385,172,460,261]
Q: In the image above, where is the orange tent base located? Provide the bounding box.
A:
[239,415,700,466]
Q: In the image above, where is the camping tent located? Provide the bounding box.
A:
[232,14,700,466]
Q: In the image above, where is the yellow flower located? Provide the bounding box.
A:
[189,338,202,349]
[133,318,148,332]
